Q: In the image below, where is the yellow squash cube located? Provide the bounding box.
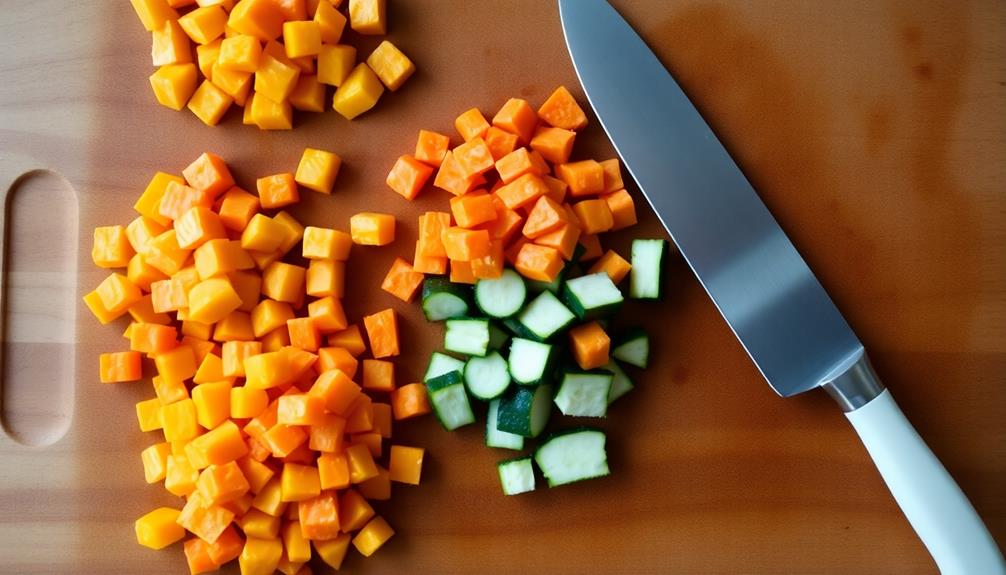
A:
[272,211,304,254]
[218,34,262,72]
[193,351,226,382]
[366,40,415,91]
[135,172,182,227]
[130,0,179,32]
[92,225,134,268]
[250,92,293,130]
[187,277,243,323]
[295,148,341,194]
[136,398,164,432]
[196,39,222,80]
[134,507,185,550]
[165,453,200,496]
[238,536,283,575]
[349,0,386,35]
[317,44,356,87]
[230,269,262,312]
[141,442,172,483]
[194,238,254,280]
[152,19,192,66]
[314,533,351,570]
[240,213,285,252]
[95,273,143,315]
[187,80,234,126]
[239,508,281,539]
[306,259,345,298]
[192,380,233,429]
[314,0,347,44]
[254,51,300,104]
[283,21,322,59]
[282,521,312,563]
[332,63,384,120]
[214,311,255,341]
[262,261,306,303]
[288,75,326,113]
[155,344,197,385]
[349,212,395,246]
[302,226,350,259]
[149,63,198,111]
[227,0,284,41]
[178,5,227,45]
[280,463,321,502]
[388,445,424,485]
[351,516,394,557]
[210,63,253,106]
[161,398,200,442]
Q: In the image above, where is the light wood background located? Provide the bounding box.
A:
[1,1,1004,573]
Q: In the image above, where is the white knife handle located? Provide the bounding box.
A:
[846,388,1006,574]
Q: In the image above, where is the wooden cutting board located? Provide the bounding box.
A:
[1,1,1003,573]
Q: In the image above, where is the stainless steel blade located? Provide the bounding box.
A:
[559,0,863,397]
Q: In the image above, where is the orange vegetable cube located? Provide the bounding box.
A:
[205,525,243,566]
[344,396,373,433]
[305,410,346,452]
[175,494,234,546]
[92,225,135,268]
[417,211,451,257]
[579,233,604,260]
[227,0,284,41]
[492,98,538,144]
[569,321,610,370]
[165,453,200,496]
[125,215,167,255]
[283,21,322,59]
[449,192,496,229]
[371,403,392,438]
[289,74,327,112]
[535,222,582,261]
[302,227,351,260]
[193,351,225,383]
[256,173,299,210]
[251,477,287,516]
[454,107,490,142]
[95,272,143,316]
[261,261,306,303]
[135,172,181,227]
[337,489,374,533]
[238,508,281,539]
[262,423,308,458]
[386,155,434,200]
[514,243,564,282]
[345,443,379,484]
[229,270,262,312]
[175,207,226,250]
[305,259,345,298]
[307,297,348,335]
[161,398,200,442]
[222,340,261,376]
[316,44,356,87]
[347,213,395,247]
[135,507,185,550]
[314,533,351,570]
[141,442,172,483]
[389,445,424,485]
[361,359,394,392]
[187,79,234,126]
[153,374,189,405]
[316,347,357,377]
[187,277,243,324]
[130,323,177,355]
[238,536,283,575]
[314,0,347,43]
[249,91,293,130]
[602,189,638,230]
[287,318,321,352]
[192,380,234,430]
[231,386,269,419]
[433,150,483,196]
[357,464,390,500]
[152,20,192,66]
[496,173,549,210]
[482,196,525,244]
[484,125,518,161]
[572,198,615,234]
[326,324,366,357]
[244,351,292,389]
[332,62,384,120]
[362,308,399,358]
[588,249,632,284]
[530,126,576,165]
[453,137,495,178]
[240,214,285,253]
[413,242,448,275]
[494,147,535,184]
[538,85,588,130]
[218,34,262,73]
[277,393,325,426]
[318,452,350,490]
[160,181,214,222]
[295,148,342,195]
[390,383,431,420]
[380,258,424,303]
[189,419,250,465]
[254,48,301,104]
[129,294,172,325]
[130,0,179,31]
[296,492,340,542]
[182,335,217,365]
[556,159,605,198]
[522,195,568,239]
[280,463,321,502]
[366,40,415,91]
[236,456,274,494]
[217,187,260,232]
[469,239,505,279]
[599,158,624,194]
[440,227,490,261]
[128,256,168,292]
[183,152,234,199]
[183,538,217,575]
[197,460,251,505]
[352,516,394,557]
[194,238,254,280]
[414,129,450,167]
[137,398,165,433]
[282,521,312,564]
[251,299,294,338]
[178,5,228,45]
[196,38,221,79]
[99,351,143,383]
[448,259,476,284]
[348,0,385,34]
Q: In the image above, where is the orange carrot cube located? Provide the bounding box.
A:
[495,173,549,210]
[572,198,615,234]
[326,324,367,357]
[307,296,348,334]
[380,257,425,303]
[579,233,604,260]
[449,192,497,229]
[413,241,448,275]
[453,137,495,179]
[417,211,451,257]
[183,152,235,198]
[569,321,610,370]
[588,249,632,285]
[287,317,321,352]
[529,126,576,165]
[306,259,345,298]
[159,180,214,221]
[390,383,431,420]
[484,125,518,161]
[535,222,582,261]
[492,97,538,144]
[448,259,476,284]
[454,107,490,142]
[440,227,491,261]
[386,155,434,200]
[522,195,568,239]
[602,189,638,230]
[538,85,588,130]
[309,369,362,415]
[556,160,605,197]
[514,243,564,282]
[599,158,623,194]
[362,359,394,392]
[363,308,399,358]
[432,150,483,196]
[256,173,299,209]
[414,129,450,167]
[277,393,325,426]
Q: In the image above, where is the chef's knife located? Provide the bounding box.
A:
[558,1,1005,573]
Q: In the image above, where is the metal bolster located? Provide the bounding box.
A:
[821,352,886,413]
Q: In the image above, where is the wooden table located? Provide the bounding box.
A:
[1,1,1003,573]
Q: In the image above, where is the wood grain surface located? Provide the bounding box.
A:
[1,1,1004,573]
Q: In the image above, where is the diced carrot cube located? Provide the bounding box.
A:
[414,129,450,167]
[218,187,261,232]
[362,359,394,392]
[307,296,348,334]
[262,423,308,458]
[222,340,262,377]
[538,85,589,130]
[527,150,551,176]
[602,189,638,230]
[309,412,347,453]
[183,152,235,198]
[599,158,624,194]
[495,173,549,210]
[448,259,476,284]
[541,175,569,204]
[388,445,423,485]
[298,491,340,540]
[390,383,431,420]
[130,323,178,355]
[362,308,399,358]
[492,97,538,144]
[529,126,576,165]
[256,173,299,209]
[454,138,495,181]
[482,126,516,162]
[309,369,361,415]
[277,393,325,426]
[317,347,358,379]
[432,150,483,196]
[287,317,321,352]
[588,249,632,284]
[481,196,525,244]
[386,155,434,200]
[318,452,350,490]
[494,147,536,184]
[470,239,505,279]
[514,243,564,282]
[99,351,143,383]
[440,227,491,261]
[95,272,144,316]
[380,258,425,303]
[306,259,345,298]
[349,212,395,246]
[522,195,568,239]
[449,192,497,229]
[413,241,448,275]
[206,525,244,565]
[417,211,451,257]
[535,222,582,261]
[231,386,269,419]
[454,107,490,142]
[579,233,604,261]
[197,460,251,506]
[326,324,367,357]
[572,198,615,234]
[92,225,135,268]
[556,160,605,197]
[261,261,306,303]
[569,321,611,370]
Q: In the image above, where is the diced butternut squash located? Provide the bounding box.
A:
[366,40,414,91]
[414,130,450,167]
[238,536,283,575]
[218,34,262,72]
[390,383,431,420]
[602,189,638,230]
[294,148,341,194]
[362,308,398,358]
[386,155,433,200]
[135,507,186,550]
[348,0,385,34]
[130,0,179,32]
[588,249,632,284]
[150,63,199,110]
[556,160,605,198]
[388,445,423,485]
[352,516,394,557]
[99,351,143,383]
[227,0,284,41]
[492,98,538,144]
[187,80,234,126]
[152,20,192,67]
[514,243,563,283]
[314,0,347,43]
[538,85,588,130]
[530,126,576,165]
[440,227,490,261]
[454,107,490,142]
[178,5,228,45]
[349,212,395,246]
[332,63,384,120]
[569,321,610,370]
[380,258,424,302]
[326,324,366,357]
[496,173,549,210]
[572,198,615,234]
[316,44,356,87]
[283,21,322,59]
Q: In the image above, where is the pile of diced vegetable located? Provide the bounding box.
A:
[381,86,667,495]
[86,149,430,574]
[131,0,413,127]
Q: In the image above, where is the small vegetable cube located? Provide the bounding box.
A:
[469,239,504,279]
[348,0,386,34]
[161,398,200,442]
[231,386,269,419]
[135,507,185,550]
[588,249,632,284]
[306,259,345,298]
[386,155,433,200]
[187,80,234,126]
[492,98,538,144]
[315,0,347,43]
[287,318,321,352]
[495,173,549,210]
[602,189,638,230]
[316,347,357,377]
[569,321,611,370]
[149,63,199,111]
[484,126,518,161]
[572,198,615,234]
[283,21,322,59]
[535,223,581,261]
[218,187,260,231]
[238,536,283,575]
[92,225,135,268]
[196,39,222,80]
[302,227,351,260]
[152,20,192,66]
[238,508,281,539]
[141,442,172,483]
[130,0,179,31]
[414,130,450,167]
[95,273,143,316]
[366,40,414,91]
[229,270,261,312]
[130,323,177,355]
[165,453,199,496]
[183,152,234,197]
[261,423,308,458]
[380,258,424,303]
[178,5,228,45]
[187,420,249,465]
[183,538,216,575]
[453,137,495,178]
[326,324,367,357]
[522,195,568,239]
[344,396,374,433]
[99,351,142,383]
[448,193,495,229]
[250,299,294,338]
[256,173,299,209]
[362,308,398,358]
[244,351,292,389]
[455,107,490,142]
[227,0,284,41]
[530,126,576,165]
[389,445,424,485]
[600,158,623,193]
[137,398,165,432]
[556,160,605,198]
[345,444,379,484]
[194,239,254,280]
[188,277,243,323]
[241,214,285,252]
[309,369,361,414]
[221,340,261,377]
[413,242,447,275]
[254,50,300,103]
[332,63,384,120]
[514,243,564,282]
[349,212,395,246]
[289,75,326,112]
[210,63,253,105]
[135,172,182,227]
[356,464,389,499]
[249,92,293,130]
[361,359,394,392]
[262,261,306,303]
[280,463,322,502]
[159,181,213,222]
[294,148,342,194]
[390,383,431,420]
[317,44,357,87]
[197,460,251,505]
[175,207,226,249]
[193,351,225,383]
[314,533,351,570]
[416,211,450,258]
[308,296,348,333]
[449,259,476,284]
[440,227,490,261]
[538,85,589,130]
[309,412,348,453]
[494,147,535,184]
[218,34,262,72]
[352,516,394,557]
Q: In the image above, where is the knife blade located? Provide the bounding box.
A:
[558,1,1005,573]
